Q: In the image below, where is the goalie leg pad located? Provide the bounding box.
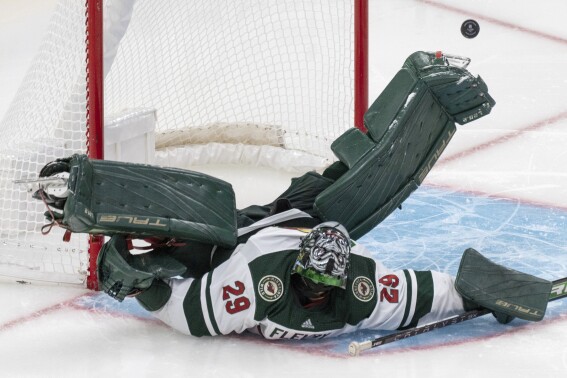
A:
[62,154,238,247]
[455,248,552,322]
[313,51,495,239]
[314,70,456,239]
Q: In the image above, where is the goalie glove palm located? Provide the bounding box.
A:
[97,235,187,301]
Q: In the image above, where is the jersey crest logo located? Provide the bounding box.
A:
[258,275,284,302]
[352,276,375,302]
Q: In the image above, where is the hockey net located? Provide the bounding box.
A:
[0,0,368,288]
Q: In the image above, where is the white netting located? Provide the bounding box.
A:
[0,0,358,286]
[106,0,355,163]
[0,1,89,286]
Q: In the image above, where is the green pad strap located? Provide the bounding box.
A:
[63,154,238,247]
[455,248,552,322]
[330,128,375,169]
[136,279,172,312]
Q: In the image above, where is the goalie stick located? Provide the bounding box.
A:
[348,276,567,356]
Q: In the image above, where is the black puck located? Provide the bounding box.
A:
[461,19,480,39]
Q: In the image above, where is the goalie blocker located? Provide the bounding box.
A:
[33,51,495,245]
[456,248,552,322]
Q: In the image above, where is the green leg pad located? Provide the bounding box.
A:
[315,72,456,239]
[63,155,238,247]
[313,51,494,239]
[456,248,552,322]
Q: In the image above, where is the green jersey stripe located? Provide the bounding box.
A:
[399,269,413,329]
[205,271,222,335]
[405,271,434,329]
[183,279,211,337]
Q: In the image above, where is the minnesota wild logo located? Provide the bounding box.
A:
[352,276,375,302]
[258,275,284,302]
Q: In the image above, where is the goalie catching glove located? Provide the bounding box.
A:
[97,235,187,309]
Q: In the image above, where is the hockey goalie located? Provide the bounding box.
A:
[29,51,552,341]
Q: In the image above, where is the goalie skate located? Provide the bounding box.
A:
[14,172,70,200]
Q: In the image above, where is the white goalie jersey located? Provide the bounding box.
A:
[151,227,466,339]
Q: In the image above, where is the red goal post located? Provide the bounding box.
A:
[86,0,105,290]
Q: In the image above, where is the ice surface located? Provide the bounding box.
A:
[1,0,567,377]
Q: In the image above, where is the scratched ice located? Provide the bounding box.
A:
[2,0,567,377]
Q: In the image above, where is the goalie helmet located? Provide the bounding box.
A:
[292,222,351,289]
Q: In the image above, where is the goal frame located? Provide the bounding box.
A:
[84,0,369,290]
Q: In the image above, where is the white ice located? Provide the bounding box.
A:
[1,0,567,377]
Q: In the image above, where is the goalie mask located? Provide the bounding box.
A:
[292,222,351,289]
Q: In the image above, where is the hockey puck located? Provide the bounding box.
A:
[461,19,480,39]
